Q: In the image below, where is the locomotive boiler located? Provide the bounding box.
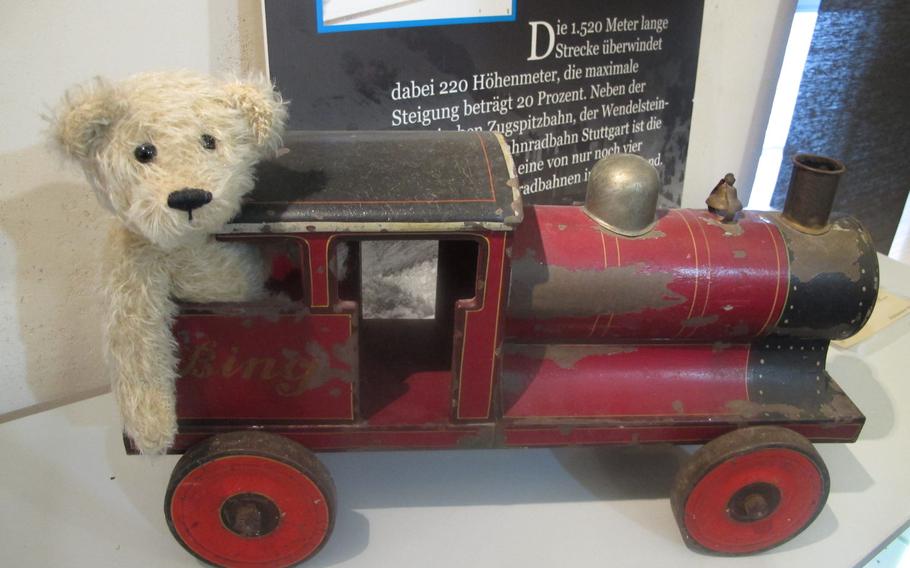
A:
[503,153,877,430]
[145,131,877,566]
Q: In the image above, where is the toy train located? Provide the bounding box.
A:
[146,131,877,566]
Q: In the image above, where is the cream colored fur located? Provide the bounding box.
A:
[51,71,287,453]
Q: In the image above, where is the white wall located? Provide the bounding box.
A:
[0,1,266,418]
[0,0,793,418]
[683,0,796,208]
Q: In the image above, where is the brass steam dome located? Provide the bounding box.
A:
[583,154,660,236]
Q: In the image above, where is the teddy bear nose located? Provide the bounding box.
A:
[167,188,213,220]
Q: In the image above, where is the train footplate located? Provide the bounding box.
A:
[499,338,863,447]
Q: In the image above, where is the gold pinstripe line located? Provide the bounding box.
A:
[504,410,741,420]
[589,314,601,338]
[178,312,355,421]
[743,343,752,403]
[686,210,713,338]
[756,223,784,335]
[600,313,615,338]
[482,236,509,418]
[672,210,699,337]
[456,234,494,420]
[614,233,622,267]
[767,218,792,329]
[590,231,611,337]
[309,237,330,308]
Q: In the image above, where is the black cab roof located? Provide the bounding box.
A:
[228,130,522,233]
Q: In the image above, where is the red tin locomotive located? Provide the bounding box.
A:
[145,131,877,566]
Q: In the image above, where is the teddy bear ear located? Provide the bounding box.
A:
[51,78,122,162]
[220,77,288,153]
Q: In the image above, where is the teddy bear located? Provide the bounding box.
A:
[51,71,287,453]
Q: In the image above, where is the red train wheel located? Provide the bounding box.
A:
[165,431,335,568]
[670,426,829,555]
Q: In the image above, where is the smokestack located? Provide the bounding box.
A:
[781,154,846,234]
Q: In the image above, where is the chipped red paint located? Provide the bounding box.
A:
[502,422,862,447]
[304,235,332,308]
[364,368,452,426]
[175,312,355,421]
[454,232,508,420]
[505,206,790,341]
[157,207,865,457]
[504,425,735,447]
[169,455,331,566]
[147,419,863,455]
[683,448,825,553]
[169,427,492,453]
[501,344,749,419]
[173,230,509,434]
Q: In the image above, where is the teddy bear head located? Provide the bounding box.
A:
[52,71,287,249]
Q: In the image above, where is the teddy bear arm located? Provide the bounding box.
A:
[104,235,181,453]
[171,240,268,303]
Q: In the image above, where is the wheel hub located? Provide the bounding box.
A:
[727,482,781,522]
[221,493,281,537]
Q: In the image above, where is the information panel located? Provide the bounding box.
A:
[265,0,703,205]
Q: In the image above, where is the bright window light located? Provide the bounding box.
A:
[749,0,820,211]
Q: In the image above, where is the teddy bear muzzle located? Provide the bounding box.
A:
[167,188,213,221]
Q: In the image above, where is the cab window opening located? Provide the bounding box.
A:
[347,236,481,424]
[361,239,440,320]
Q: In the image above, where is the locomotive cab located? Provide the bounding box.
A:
[153,130,521,452]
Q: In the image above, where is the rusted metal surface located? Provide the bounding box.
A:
[165,431,336,566]
[781,154,845,234]
[497,422,861,448]
[506,206,789,341]
[746,337,847,416]
[582,153,660,236]
[167,228,507,435]
[495,337,863,440]
[670,426,829,555]
[153,212,869,454]
[770,214,879,340]
[128,411,862,455]
[136,339,864,453]
[154,425,498,454]
[449,232,509,421]
[175,311,358,421]
[501,343,750,419]
[140,138,873,462]
[229,130,522,233]
[508,203,878,344]
[510,258,685,318]
[220,493,281,537]
[226,220,518,234]
[136,329,864,453]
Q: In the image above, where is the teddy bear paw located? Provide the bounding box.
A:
[119,387,178,454]
[125,413,177,455]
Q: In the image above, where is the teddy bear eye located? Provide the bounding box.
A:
[201,134,217,150]
[134,143,157,163]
